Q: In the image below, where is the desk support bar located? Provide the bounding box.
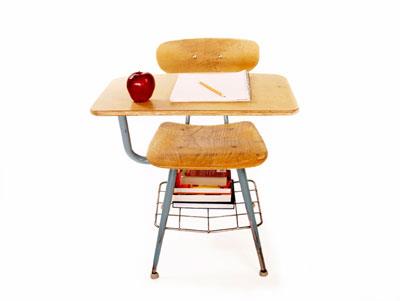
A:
[184,115,229,124]
[118,116,149,164]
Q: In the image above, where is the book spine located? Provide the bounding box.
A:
[172,203,234,209]
[176,179,232,189]
[175,169,191,188]
[181,176,229,186]
[172,194,232,202]
[173,189,231,194]
[184,169,229,178]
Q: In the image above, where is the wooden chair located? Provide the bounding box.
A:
[148,38,268,279]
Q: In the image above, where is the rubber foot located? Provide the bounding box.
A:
[259,270,268,277]
[151,272,159,279]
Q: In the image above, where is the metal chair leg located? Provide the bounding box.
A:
[151,169,177,279]
[237,168,268,277]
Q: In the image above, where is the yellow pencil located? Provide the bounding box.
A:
[198,81,225,97]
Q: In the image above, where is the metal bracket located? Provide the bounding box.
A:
[184,115,229,124]
[118,116,149,164]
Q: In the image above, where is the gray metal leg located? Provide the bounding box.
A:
[118,116,149,164]
[237,168,268,277]
[151,169,177,279]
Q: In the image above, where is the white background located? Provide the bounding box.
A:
[1,0,400,300]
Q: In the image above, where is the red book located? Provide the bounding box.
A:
[175,169,231,189]
[184,169,228,177]
[175,170,191,188]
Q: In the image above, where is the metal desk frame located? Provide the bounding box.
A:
[117,115,268,279]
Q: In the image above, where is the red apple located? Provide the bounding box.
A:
[126,71,155,102]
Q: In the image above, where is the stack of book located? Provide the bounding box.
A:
[172,169,235,209]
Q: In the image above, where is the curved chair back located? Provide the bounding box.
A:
[157,38,259,73]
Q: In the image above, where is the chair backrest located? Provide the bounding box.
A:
[157,38,259,73]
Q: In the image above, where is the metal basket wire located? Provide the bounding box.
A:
[154,180,263,233]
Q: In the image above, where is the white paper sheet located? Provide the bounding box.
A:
[170,70,250,102]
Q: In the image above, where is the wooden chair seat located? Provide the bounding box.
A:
[147,121,267,169]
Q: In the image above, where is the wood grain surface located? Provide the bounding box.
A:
[91,73,298,116]
[156,38,259,73]
[147,121,267,169]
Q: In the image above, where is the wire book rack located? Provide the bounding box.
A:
[154,180,263,233]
